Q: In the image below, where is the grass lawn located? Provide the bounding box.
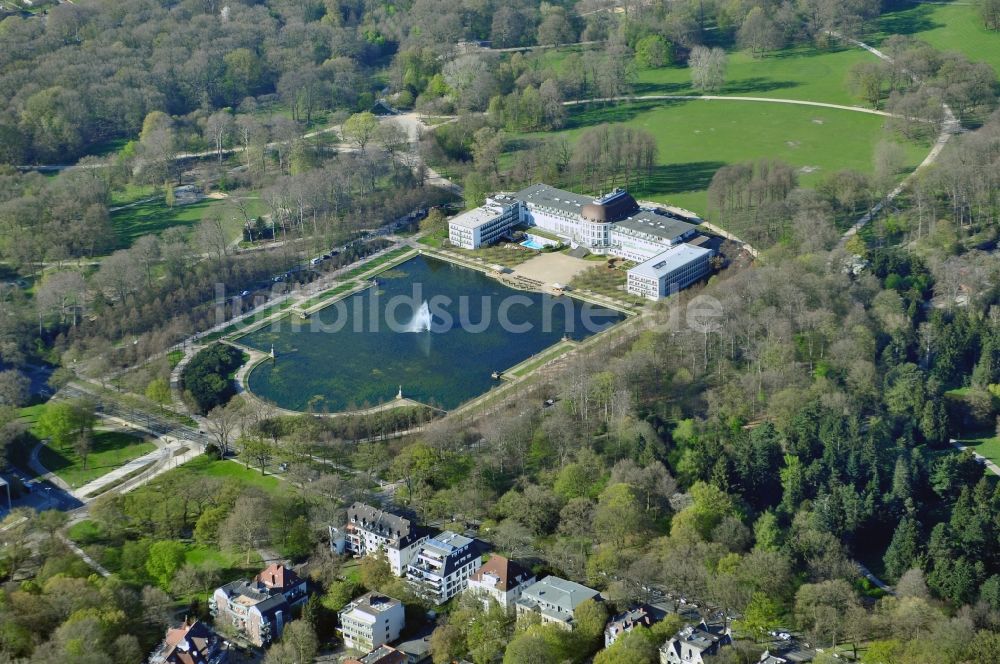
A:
[508,341,575,378]
[109,183,158,207]
[140,454,286,495]
[569,264,647,307]
[958,433,1000,467]
[632,44,875,106]
[418,229,447,249]
[516,99,927,215]
[340,247,415,279]
[67,519,104,545]
[418,228,536,267]
[185,544,261,569]
[874,3,1000,79]
[450,242,537,268]
[298,281,359,309]
[18,403,47,429]
[38,430,156,489]
[204,306,293,343]
[111,198,222,247]
[167,349,185,369]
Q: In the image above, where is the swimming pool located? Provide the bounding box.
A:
[520,233,557,250]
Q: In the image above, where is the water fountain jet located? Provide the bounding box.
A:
[406,301,432,332]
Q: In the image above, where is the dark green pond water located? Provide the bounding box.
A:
[241,255,624,412]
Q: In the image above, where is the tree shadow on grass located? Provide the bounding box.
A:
[505,136,546,153]
[633,80,692,96]
[637,162,727,197]
[765,43,856,59]
[877,4,943,37]
[111,198,216,248]
[564,99,686,129]
[719,77,801,95]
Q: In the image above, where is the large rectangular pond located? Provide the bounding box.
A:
[239,255,625,413]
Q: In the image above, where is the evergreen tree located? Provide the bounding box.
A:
[884,516,921,581]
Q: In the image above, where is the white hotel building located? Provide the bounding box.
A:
[447,184,713,300]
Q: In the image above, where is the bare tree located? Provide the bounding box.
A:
[95,249,142,306]
[205,398,242,457]
[689,46,728,93]
[204,110,234,163]
[35,271,86,330]
[220,492,271,565]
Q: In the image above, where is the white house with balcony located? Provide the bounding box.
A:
[405,531,482,605]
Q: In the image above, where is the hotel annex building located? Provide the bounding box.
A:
[448,184,713,300]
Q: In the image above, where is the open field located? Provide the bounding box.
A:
[134,454,286,495]
[38,430,156,489]
[517,99,927,214]
[110,198,221,246]
[874,2,1000,78]
[632,45,875,106]
[109,194,264,248]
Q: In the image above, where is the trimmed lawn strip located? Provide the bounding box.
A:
[203,306,293,343]
[81,459,158,498]
[508,341,575,378]
[298,281,359,309]
[340,247,414,280]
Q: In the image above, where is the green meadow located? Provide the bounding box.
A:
[875,3,1000,78]
[516,99,928,214]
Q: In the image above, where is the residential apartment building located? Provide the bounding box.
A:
[338,592,405,652]
[465,554,536,609]
[659,622,733,664]
[332,502,429,576]
[605,604,668,647]
[344,645,409,664]
[405,531,482,605]
[514,576,600,630]
[209,564,307,647]
[445,183,713,301]
[148,619,229,664]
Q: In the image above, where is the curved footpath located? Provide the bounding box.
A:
[824,30,960,245]
[564,93,901,117]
